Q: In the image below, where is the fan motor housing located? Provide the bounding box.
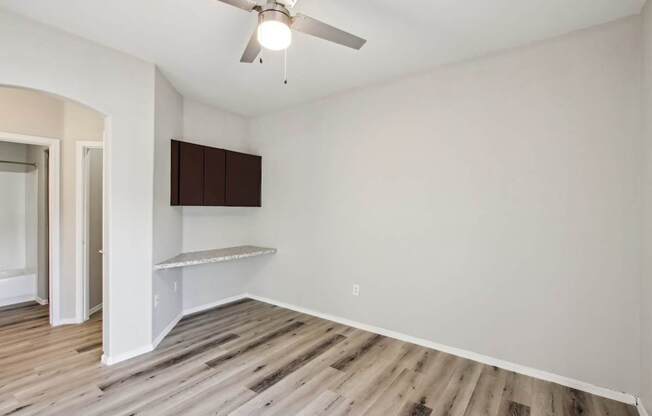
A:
[259,3,291,27]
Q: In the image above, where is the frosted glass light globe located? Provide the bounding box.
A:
[257,20,292,51]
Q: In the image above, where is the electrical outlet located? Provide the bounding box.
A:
[352,284,360,296]
[154,294,160,308]
[173,281,178,292]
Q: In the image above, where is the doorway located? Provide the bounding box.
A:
[76,141,104,322]
[0,132,61,325]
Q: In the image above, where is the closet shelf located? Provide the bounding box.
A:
[154,245,277,271]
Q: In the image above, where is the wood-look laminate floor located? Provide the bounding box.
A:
[0,299,638,416]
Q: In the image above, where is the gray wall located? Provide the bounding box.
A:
[180,99,253,311]
[152,69,183,340]
[88,148,103,311]
[641,0,652,409]
[248,17,643,395]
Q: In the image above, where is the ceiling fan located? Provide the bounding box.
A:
[216,0,367,63]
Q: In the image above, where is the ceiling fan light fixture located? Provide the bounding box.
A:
[257,9,292,51]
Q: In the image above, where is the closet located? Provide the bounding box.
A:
[0,145,42,307]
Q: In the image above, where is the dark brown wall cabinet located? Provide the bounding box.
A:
[171,139,261,207]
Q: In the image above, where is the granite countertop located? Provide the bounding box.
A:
[154,245,277,270]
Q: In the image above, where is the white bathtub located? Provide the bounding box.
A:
[0,268,37,307]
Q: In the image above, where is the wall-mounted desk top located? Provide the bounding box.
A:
[154,245,276,271]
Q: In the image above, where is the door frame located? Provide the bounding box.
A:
[75,141,104,322]
[0,131,62,326]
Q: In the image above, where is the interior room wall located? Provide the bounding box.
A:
[0,140,38,305]
[0,141,29,271]
[180,99,254,310]
[59,100,104,319]
[27,144,49,301]
[641,0,652,410]
[88,148,103,312]
[0,87,64,137]
[248,16,642,395]
[152,69,183,340]
[0,9,156,361]
[23,155,38,278]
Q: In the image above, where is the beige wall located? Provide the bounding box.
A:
[0,87,63,138]
[0,87,104,315]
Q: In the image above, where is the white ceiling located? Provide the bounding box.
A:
[1,0,645,116]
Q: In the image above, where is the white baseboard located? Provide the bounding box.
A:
[102,344,153,366]
[152,312,183,349]
[638,399,650,416]
[182,294,249,316]
[89,303,103,316]
[54,317,84,326]
[0,295,36,307]
[100,291,638,407]
[246,293,636,406]
[35,296,49,305]
[101,294,248,367]
[0,295,48,307]
[103,311,183,366]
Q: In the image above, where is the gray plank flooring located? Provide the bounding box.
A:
[0,300,638,416]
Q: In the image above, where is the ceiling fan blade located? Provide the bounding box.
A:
[291,14,366,50]
[216,0,258,12]
[278,0,299,8]
[240,28,262,63]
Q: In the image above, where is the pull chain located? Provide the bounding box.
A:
[283,49,288,85]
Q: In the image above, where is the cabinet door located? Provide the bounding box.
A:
[203,147,226,206]
[171,140,180,205]
[225,150,261,207]
[178,141,204,206]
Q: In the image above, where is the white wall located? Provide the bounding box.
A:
[641,0,652,409]
[23,161,38,275]
[0,141,29,271]
[248,17,642,395]
[180,99,254,310]
[0,9,156,360]
[27,144,49,301]
[0,140,38,304]
[152,69,183,340]
[0,170,27,269]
